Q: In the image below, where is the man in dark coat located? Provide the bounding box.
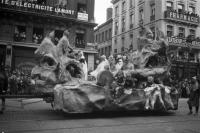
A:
[187,76,200,115]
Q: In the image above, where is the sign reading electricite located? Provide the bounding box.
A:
[0,0,75,15]
[167,37,200,48]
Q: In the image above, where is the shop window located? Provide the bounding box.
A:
[75,29,86,48]
[166,1,173,10]
[55,30,63,45]
[33,27,43,44]
[77,3,87,13]
[14,25,26,42]
[178,27,185,38]
[167,25,173,37]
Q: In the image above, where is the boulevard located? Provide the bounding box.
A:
[0,99,200,133]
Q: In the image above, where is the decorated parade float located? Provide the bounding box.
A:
[31,27,179,113]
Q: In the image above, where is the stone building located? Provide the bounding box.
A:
[0,0,97,73]
[111,0,200,79]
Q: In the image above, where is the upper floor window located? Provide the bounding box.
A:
[115,21,119,35]
[115,6,119,16]
[122,37,125,45]
[77,3,87,13]
[150,27,155,39]
[122,1,126,11]
[178,4,184,13]
[189,6,195,13]
[130,14,133,28]
[167,25,173,37]
[151,4,155,16]
[95,35,98,42]
[33,27,43,44]
[75,29,86,48]
[122,17,126,32]
[139,8,144,21]
[102,32,104,42]
[178,27,185,38]
[189,29,196,37]
[32,0,46,5]
[14,25,26,42]
[166,1,173,10]
[129,0,133,8]
[109,28,112,40]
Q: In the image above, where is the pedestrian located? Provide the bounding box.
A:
[187,76,200,115]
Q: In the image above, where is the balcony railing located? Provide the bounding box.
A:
[164,10,200,25]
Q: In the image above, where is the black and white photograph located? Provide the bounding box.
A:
[0,0,200,132]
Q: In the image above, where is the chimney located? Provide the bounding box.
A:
[106,8,113,20]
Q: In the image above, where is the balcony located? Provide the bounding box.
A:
[164,10,200,26]
[150,15,155,21]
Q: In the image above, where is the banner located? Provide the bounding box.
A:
[1,0,75,15]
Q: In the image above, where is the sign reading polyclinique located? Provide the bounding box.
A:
[167,37,200,48]
[1,0,75,15]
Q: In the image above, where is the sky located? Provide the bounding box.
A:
[94,0,112,25]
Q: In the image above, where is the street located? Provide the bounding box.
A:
[0,99,200,133]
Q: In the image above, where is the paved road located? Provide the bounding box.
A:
[0,99,200,133]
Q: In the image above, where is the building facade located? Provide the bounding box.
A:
[111,0,200,79]
[94,8,113,58]
[0,0,97,73]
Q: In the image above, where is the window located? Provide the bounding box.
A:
[189,6,195,13]
[151,4,155,16]
[96,35,98,42]
[150,27,155,39]
[33,0,46,5]
[130,0,133,8]
[102,32,104,42]
[189,29,196,37]
[121,47,124,52]
[139,9,144,22]
[178,4,184,13]
[75,29,86,48]
[77,3,87,13]
[122,17,125,32]
[167,25,173,37]
[166,1,173,10]
[122,1,126,11]
[114,38,117,45]
[122,37,125,46]
[114,49,117,53]
[14,25,26,42]
[150,4,155,21]
[178,27,185,38]
[115,21,118,35]
[109,28,112,40]
[33,27,43,44]
[130,14,133,28]
[115,6,119,16]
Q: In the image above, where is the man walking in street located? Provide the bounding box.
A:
[187,76,200,115]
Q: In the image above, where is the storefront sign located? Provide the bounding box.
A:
[165,10,199,23]
[167,37,200,48]
[1,0,75,15]
[77,12,88,21]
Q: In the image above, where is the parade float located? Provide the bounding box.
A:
[31,27,179,113]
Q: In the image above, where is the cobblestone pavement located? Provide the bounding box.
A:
[0,99,200,133]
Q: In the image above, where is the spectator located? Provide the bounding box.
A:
[187,76,200,115]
